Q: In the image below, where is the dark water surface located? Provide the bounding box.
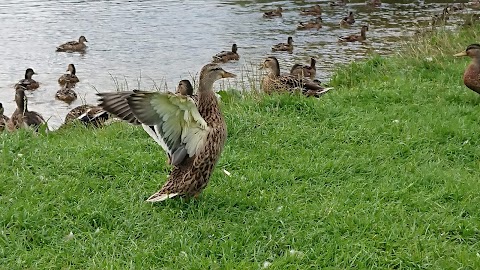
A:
[0,0,473,129]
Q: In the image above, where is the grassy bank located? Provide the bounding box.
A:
[1,26,480,269]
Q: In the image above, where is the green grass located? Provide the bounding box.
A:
[1,27,480,269]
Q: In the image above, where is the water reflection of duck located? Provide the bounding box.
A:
[56,36,88,52]
[454,44,480,94]
[263,7,282,18]
[272,37,294,52]
[297,17,322,30]
[212,44,239,63]
[339,26,369,42]
[290,58,317,80]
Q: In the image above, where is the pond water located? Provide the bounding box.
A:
[0,0,474,129]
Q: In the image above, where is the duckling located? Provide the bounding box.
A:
[297,17,323,30]
[56,36,88,52]
[15,68,39,90]
[97,63,236,202]
[55,82,78,104]
[0,103,9,132]
[261,56,328,97]
[330,0,347,6]
[290,58,317,79]
[7,85,47,132]
[212,44,239,63]
[339,25,369,42]
[454,44,480,94]
[300,4,322,16]
[64,105,109,127]
[58,64,80,86]
[263,7,282,18]
[272,37,294,53]
[366,0,381,7]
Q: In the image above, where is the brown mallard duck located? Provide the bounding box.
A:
[290,58,317,79]
[15,68,39,90]
[263,7,283,18]
[56,36,88,52]
[64,105,109,127]
[55,82,78,104]
[330,0,347,6]
[212,44,239,63]
[454,44,480,94]
[366,0,381,7]
[272,37,294,52]
[339,12,355,27]
[261,56,329,97]
[7,85,47,132]
[297,17,323,30]
[339,25,369,42]
[0,103,9,132]
[97,63,235,202]
[300,4,322,16]
[470,0,480,9]
[58,64,80,86]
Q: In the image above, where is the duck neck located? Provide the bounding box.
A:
[25,72,32,80]
[198,84,221,123]
[15,89,27,114]
[70,66,76,75]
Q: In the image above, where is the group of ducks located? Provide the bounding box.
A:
[0,35,105,133]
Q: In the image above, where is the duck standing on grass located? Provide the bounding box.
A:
[58,64,80,86]
[7,85,47,132]
[272,37,294,52]
[56,36,88,52]
[212,44,239,63]
[15,68,39,90]
[290,58,317,79]
[0,103,9,132]
[454,44,480,94]
[97,64,235,202]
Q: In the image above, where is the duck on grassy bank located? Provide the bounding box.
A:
[0,103,9,132]
[97,64,235,202]
[454,43,480,94]
[7,85,47,132]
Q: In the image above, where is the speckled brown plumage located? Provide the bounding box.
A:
[97,64,235,202]
[455,44,480,94]
[290,58,317,79]
[15,68,39,91]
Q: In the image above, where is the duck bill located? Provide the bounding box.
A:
[222,71,236,78]
[454,51,468,57]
